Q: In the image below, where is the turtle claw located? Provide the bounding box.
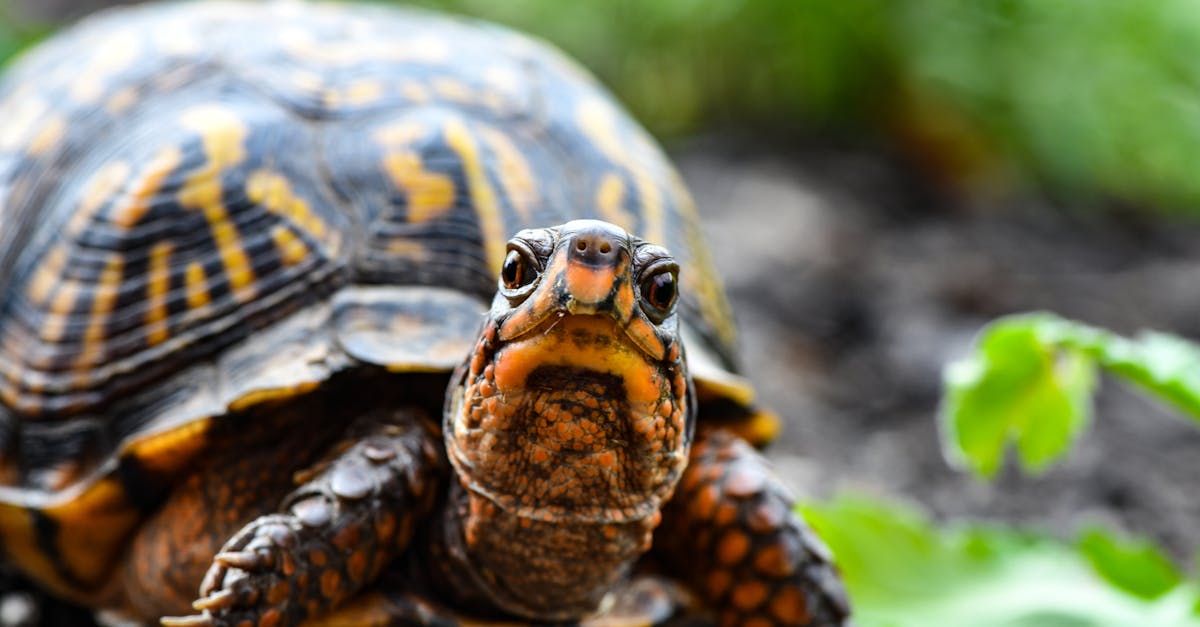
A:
[215,549,271,571]
[160,613,214,626]
[192,589,236,612]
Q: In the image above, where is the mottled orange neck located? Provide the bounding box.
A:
[432,482,660,621]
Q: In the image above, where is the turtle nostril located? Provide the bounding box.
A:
[567,230,621,266]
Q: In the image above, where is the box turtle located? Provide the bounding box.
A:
[0,2,851,625]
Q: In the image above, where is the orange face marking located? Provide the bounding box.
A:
[145,241,173,346]
[492,316,663,407]
[563,264,616,305]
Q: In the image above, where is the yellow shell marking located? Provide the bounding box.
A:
[280,29,449,66]
[596,173,636,233]
[184,261,211,310]
[444,118,506,273]
[26,246,68,306]
[104,86,138,115]
[271,224,310,266]
[386,240,430,261]
[69,34,140,104]
[374,122,456,224]
[145,241,173,346]
[245,170,330,242]
[478,126,537,222]
[41,279,80,343]
[49,478,142,586]
[177,106,256,299]
[75,254,124,369]
[112,146,183,229]
[74,161,133,234]
[290,69,323,92]
[400,81,431,103]
[432,77,473,104]
[381,152,456,223]
[26,116,66,157]
[373,120,424,146]
[344,79,384,107]
[577,99,665,245]
[0,505,66,599]
[0,95,47,151]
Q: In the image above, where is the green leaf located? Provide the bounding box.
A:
[1078,527,1182,600]
[941,312,1200,479]
[940,313,1097,478]
[800,497,1200,627]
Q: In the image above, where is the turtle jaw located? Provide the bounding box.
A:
[445,312,690,524]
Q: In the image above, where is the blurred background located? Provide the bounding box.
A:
[5,0,1200,623]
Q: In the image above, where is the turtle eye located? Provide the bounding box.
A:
[640,267,678,319]
[501,248,536,290]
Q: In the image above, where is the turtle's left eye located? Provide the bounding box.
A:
[640,267,678,320]
[501,248,536,290]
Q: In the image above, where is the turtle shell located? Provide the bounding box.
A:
[0,1,775,597]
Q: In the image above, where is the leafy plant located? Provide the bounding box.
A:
[941,312,1200,478]
[802,497,1200,626]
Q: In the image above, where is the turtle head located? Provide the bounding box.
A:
[445,219,693,524]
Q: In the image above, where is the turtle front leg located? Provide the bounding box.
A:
[654,430,852,627]
[163,408,444,627]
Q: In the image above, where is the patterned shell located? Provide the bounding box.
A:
[0,2,755,496]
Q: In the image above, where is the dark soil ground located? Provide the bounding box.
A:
[679,137,1200,561]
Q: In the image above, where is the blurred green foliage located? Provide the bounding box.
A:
[803,497,1200,626]
[941,313,1200,479]
[401,0,1200,213]
[4,0,1200,211]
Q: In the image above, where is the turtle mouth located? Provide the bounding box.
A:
[445,314,689,523]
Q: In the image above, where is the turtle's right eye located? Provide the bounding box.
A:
[501,248,536,290]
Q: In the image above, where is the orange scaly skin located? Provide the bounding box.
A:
[656,430,852,626]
